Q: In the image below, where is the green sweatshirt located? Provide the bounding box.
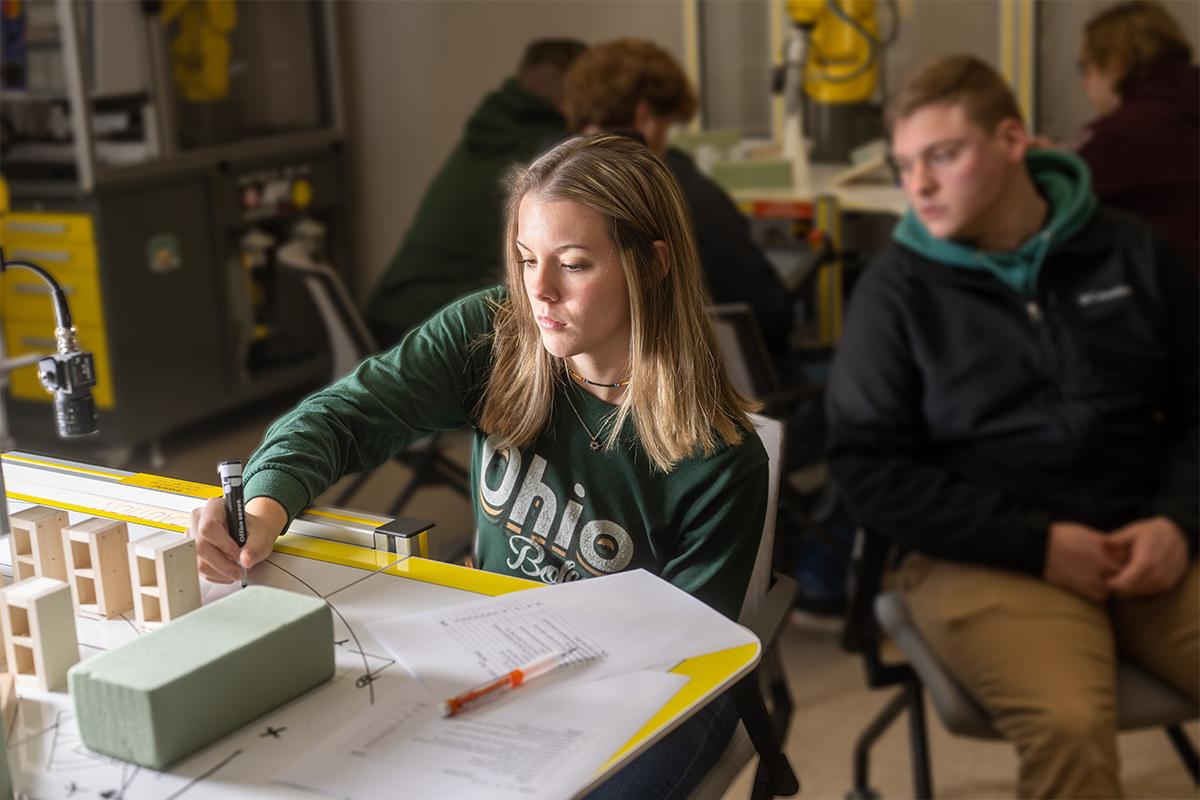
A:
[246,288,768,620]
[364,78,569,346]
[894,149,1098,296]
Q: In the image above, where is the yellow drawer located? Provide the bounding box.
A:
[1,265,104,325]
[0,240,98,273]
[1,212,94,247]
[4,319,115,409]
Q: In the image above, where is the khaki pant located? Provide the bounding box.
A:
[898,555,1199,799]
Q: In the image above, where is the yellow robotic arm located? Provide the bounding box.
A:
[162,0,238,102]
[787,0,878,105]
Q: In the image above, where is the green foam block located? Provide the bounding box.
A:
[69,585,334,769]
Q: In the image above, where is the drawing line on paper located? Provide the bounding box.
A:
[117,611,141,635]
[320,556,406,600]
[46,709,66,771]
[9,717,60,751]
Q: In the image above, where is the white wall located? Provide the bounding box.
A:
[881,0,1001,103]
[338,0,685,300]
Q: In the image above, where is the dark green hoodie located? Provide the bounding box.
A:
[893,150,1098,296]
[364,78,568,346]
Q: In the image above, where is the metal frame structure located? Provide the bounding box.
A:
[1,1,351,452]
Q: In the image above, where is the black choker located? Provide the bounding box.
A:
[568,369,630,389]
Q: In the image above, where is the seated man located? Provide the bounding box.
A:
[364,38,586,349]
[562,38,794,352]
[827,55,1198,799]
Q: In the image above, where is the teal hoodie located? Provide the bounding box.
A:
[893,150,1098,296]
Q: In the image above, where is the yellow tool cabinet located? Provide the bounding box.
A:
[1,211,115,409]
[1,0,349,451]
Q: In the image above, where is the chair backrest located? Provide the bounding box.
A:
[740,412,785,626]
[710,303,782,401]
[276,240,377,381]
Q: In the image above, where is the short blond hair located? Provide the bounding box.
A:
[478,135,754,471]
[888,55,1022,133]
[1083,1,1192,95]
[562,38,697,132]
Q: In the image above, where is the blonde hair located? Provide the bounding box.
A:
[1083,1,1192,95]
[887,55,1023,132]
[562,38,697,132]
[477,134,755,472]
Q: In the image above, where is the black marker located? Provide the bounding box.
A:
[218,460,249,587]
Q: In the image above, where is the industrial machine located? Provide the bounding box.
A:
[0,0,350,455]
[780,0,890,163]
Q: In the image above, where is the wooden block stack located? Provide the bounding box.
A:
[62,518,134,618]
[0,576,79,691]
[8,507,69,581]
[128,533,201,629]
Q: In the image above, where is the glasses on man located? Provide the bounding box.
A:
[888,139,970,185]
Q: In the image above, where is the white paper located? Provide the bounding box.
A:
[366,569,758,699]
[276,669,688,800]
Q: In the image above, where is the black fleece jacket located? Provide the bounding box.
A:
[827,207,1199,574]
[664,148,794,351]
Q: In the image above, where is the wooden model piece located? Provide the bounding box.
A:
[0,672,15,729]
[8,506,69,582]
[128,533,201,628]
[0,577,79,691]
[0,676,9,800]
[62,517,133,618]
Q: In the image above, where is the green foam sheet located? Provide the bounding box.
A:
[69,585,334,769]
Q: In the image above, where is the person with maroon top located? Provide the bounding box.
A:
[1074,0,1199,275]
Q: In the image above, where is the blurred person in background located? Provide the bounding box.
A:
[365,39,587,348]
[562,38,795,353]
[1074,0,1198,274]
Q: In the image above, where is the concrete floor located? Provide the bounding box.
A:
[17,394,1198,800]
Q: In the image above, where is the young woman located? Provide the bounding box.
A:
[188,134,768,798]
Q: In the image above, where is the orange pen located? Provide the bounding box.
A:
[440,648,578,717]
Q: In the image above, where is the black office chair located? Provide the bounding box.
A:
[710,304,847,567]
[275,240,470,520]
[842,527,1200,799]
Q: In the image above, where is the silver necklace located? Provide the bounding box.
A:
[563,388,605,451]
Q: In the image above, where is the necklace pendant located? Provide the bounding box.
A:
[589,437,602,452]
